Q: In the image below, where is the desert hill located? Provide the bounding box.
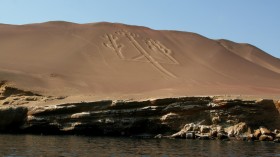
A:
[0,21,280,100]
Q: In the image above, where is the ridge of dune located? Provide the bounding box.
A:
[217,39,280,74]
[0,21,280,100]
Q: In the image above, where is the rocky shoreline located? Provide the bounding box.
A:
[162,122,280,143]
[0,96,279,142]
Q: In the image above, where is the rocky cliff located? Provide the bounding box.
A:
[1,96,279,139]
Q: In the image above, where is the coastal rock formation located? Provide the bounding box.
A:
[0,96,279,139]
[0,106,28,131]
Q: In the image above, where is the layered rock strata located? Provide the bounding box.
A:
[0,96,279,139]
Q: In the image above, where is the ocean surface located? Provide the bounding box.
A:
[0,135,279,157]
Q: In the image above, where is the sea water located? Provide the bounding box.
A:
[0,135,279,157]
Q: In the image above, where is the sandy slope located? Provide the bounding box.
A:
[0,21,280,100]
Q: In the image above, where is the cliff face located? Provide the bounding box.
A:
[1,97,279,136]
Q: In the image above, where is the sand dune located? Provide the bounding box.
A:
[0,21,280,100]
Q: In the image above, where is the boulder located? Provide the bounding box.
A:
[259,127,271,135]
[247,134,256,141]
[259,135,274,141]
[274,129,280,134]
[225,122,248,137]
[186,132,195,139]
[259,135,268,141]
[200,125,211,133]
[171,123,209,138]
[253,129,261,138]
[267,136,274,141]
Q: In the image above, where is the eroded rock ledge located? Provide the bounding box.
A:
[0,96,279,140]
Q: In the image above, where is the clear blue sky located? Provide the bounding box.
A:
[0,0,279,58]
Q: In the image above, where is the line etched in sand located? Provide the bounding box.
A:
[114,30,177,78]
[71,33,112,69]
[145,39,179,65]
[103,34,124,59]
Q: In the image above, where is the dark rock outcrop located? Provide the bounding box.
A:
[0,106,28,131]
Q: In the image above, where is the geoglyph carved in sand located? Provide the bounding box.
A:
[103,30,178,78]
[103,34,124,59]
[145,39,179,65]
